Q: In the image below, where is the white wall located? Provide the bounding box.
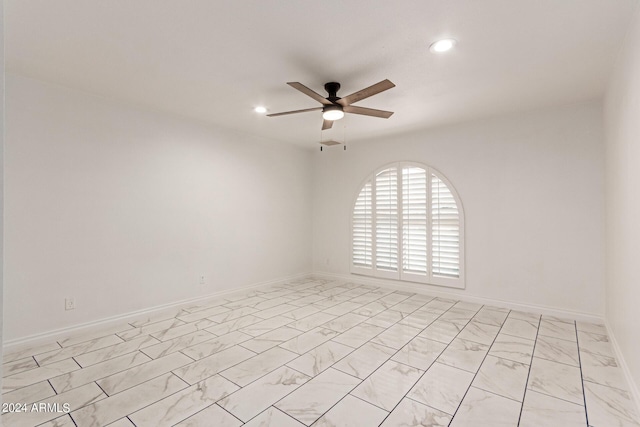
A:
[313,102,605,316]
[604,7,640,400]
[1,0,6,397]
[4,74,313,341]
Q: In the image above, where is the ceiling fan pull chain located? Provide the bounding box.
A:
[343,115,347,151]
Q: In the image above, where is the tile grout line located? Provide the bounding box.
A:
[177,350,197,362]
[575,321,590,426]
[2,342,61,368]
[217,289,439,424]
[269,365,366,426]
[92,352,194,397]
[234,287,409,358]
[447,308,511,424]
[524,387,591,408]
[47,379,58,396]
[93,380,110,397]
[537,332,581,343]
[516,314,542,426]
[47,350,154,394]
[405,393,455,415]
[272,406,324,427]
[2,289,433,402]
[69,371,193,424]
[215,371,244,389]
[5,280,624,427]
[1,356,46,380]
[582,377,635,394]
[170,346,257,386]
[171,371,192,388]
[349,391,393,414]
[212,289,367,418]
[107,373,192,424]
[362,302,484,425]
[71,356,82,369]
[217,346,298,384]
[265,364,325,424]
[138,329,221,360]
[472,380,530,405]
[241,404,299,426]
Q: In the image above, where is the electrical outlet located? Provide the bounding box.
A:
[199,276,205,285]
[65,297,75,311]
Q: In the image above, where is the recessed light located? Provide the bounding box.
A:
[254,106,267,114]
[429,38,457,53]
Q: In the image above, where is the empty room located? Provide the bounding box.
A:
[1,1,640,426]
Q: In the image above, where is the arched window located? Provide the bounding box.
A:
[351,163,465,289]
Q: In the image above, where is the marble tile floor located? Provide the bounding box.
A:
[2,278,639,427]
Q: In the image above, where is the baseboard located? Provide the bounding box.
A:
[4,270,605,352]
[605,319,640,414]
[2,271,311,352]
[311,271,604,323]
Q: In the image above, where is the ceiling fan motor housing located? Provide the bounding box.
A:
[324,82,341,103]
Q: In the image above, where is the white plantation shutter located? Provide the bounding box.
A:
[431,174,460,278]
[352,181,373,268]
[402,167,428,275]
[375,168,398,272]
[351,163,463,288]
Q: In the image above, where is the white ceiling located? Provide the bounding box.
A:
[6,0,639,147]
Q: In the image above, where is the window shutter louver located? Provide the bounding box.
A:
[352,181,373,268]
[352,163,463,288]
[375,168,398,272]
[431,174,460,278]
[402,167,428,275]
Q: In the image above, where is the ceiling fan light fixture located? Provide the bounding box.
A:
[430,38,457,53]
[254,106,267,113]
[322,105,345,121]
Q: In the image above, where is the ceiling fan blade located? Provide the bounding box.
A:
[337,79,395,106]
[287,82,332,105]
[344,105,394,118]
[267,107,323,117]
[322,119,334,130]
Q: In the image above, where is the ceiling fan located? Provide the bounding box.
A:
[267,79,395,130]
